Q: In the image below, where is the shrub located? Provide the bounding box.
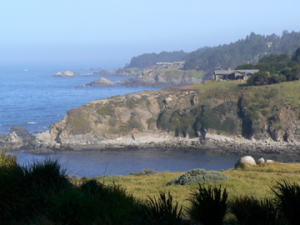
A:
[23,158,71,192]
[134,191,183,225]
[0,152,17,167]
[230,196,282,225]
[129,169,158,176]
[272,180,300,225]
[167,168,227,185]
[188,184,228,225]
[0,158,72,223]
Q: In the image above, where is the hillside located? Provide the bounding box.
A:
[34,80,300,154]
[119,66,205,87]
[126,31,300,75]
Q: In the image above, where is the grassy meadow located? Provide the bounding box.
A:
[95,162,300,209]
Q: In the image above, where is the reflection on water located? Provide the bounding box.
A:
[11,149,300,177]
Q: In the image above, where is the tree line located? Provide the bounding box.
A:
[237,47,300,85]
[126,31,300,71]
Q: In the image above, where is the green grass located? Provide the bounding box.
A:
[96,162,300,209]
[2,153,300,224]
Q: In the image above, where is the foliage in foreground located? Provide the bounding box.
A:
[230,196,282,225]
[2,152,300,225]
[272,180,300,225]
[188,184,228,225]
[134,192,184,225]
[0,153,138,225]
[167,168,228,185]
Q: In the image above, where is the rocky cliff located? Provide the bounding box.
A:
[33,80,300,154]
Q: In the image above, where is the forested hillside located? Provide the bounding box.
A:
[127,31,300,71]
[183,31,300,71]
[127,50,188,68]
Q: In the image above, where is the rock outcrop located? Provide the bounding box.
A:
[32,81,300,153]
[0,126,35,151]
[80,78,115,88]
[54,70,76,77]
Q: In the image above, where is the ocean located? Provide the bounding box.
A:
[0,61,158,134]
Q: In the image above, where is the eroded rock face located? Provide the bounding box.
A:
[0,133,23,151]
[54,70,75,77]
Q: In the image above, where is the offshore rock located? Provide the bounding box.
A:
[54,70,75,77]
[80,78,116,88]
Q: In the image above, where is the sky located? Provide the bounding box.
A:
[1,0,300,68]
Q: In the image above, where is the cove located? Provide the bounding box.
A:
[12,149,244,177]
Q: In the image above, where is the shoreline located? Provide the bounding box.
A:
[25,132,300,163]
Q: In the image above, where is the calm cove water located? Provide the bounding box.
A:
[13,149,242,177]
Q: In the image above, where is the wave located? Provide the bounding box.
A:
[25,122,38,125]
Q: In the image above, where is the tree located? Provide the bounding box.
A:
[292,47,300,63]
[247,72,270,85]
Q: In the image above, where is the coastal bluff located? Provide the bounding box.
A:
[32,80,300,154]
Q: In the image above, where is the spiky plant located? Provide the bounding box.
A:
[272,180,300,225]
[188,184,228,225]
[135,191,183,225]
[230,196,282,225]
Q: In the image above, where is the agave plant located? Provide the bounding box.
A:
[135,191,183,225]
[188,184,228,225]
[272,180,300,225]
[230,196,282,225]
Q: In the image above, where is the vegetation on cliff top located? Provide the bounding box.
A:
[236,47,300,86]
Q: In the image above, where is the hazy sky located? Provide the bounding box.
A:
[1,0,299,68]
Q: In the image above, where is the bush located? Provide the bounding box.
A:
[49,179,139,225]
[0,158,72,223]
[0,152,17,167]
[272,180,300,225]
[134,191,183,225]
[167,168,227,185]
[129,169,158,176]
[188,185,228,225]
[0,158,138,225]
[230,196,282,225]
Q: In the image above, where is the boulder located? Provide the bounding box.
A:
[257,158,265,164]
[235,156,257,169]
[54,70,75,77]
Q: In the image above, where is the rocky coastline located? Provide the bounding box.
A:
[1,127,300,158]
[1,81,300,158]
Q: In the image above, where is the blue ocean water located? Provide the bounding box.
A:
[0,61,158,134]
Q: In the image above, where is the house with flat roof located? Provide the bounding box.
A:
[213,69,259,81]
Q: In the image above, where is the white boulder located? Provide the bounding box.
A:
[235,155,257,169]
[257,158,265,164]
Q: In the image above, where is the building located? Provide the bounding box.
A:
[213,69,259,81]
